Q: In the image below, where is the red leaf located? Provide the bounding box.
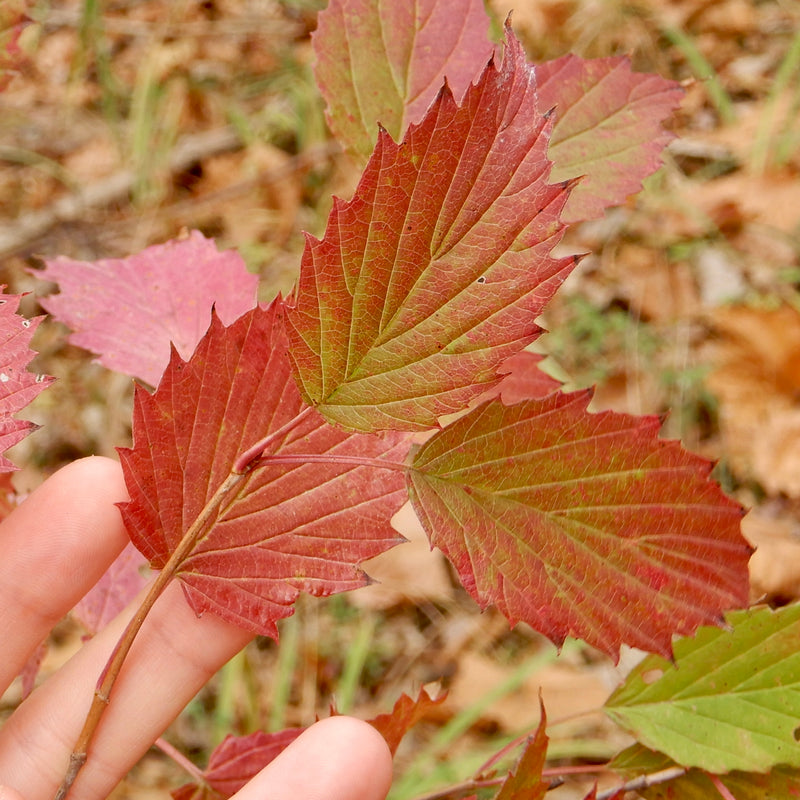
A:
[172,728,304,800]
[368,687,446,756]
[38,231,258,386]
[480,351,561,406]
[119,301,410,637]
[286,27,575,432]
[72,542,148,635]
[408,389,750,658]
[537,55,683,223]
[0,289,51,472]
[313,0,493,159]
[494,700,549,800]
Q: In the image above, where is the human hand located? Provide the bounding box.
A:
[0,457,393,800]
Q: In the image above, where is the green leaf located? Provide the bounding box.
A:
[605,605,800,773]
[313,0,493,159]
[407,389,749,659]
[611,743,800,800]
[286,28,575,432]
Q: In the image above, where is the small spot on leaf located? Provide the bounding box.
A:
[642,668,664,685]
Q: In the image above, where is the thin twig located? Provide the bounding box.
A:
[709,773,738,800]
[154,737,206,785]
[595,766,687,800]
[53,468,248,799]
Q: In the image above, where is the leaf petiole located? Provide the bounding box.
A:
[233,405,316,473]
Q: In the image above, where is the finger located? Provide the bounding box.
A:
[231,717,393,800]
[0,457,130,694]
[0,577,252,800]
[0,786,25,800]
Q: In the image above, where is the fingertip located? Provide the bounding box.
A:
[0,785,26,800]
[232,716,393,800]
[313,717,394,799]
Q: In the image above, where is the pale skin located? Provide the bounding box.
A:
[0,457,393,800]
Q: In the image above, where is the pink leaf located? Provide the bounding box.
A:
[408,389,750,659]
[38,231,258,386]
[72,542,148,635]
[287,27,576,432]
[0,289,51,472]
[313,0,492,159]
[537,55,683,222]
[172,728,304,800]
[119,300,410,637]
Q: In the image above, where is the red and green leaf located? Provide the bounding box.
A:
[0,289,51,472]
[119,301,410,637]
[286,28,575,432]
[172,728,305,800]
[39,231,258,387]
[408,389,750,658]
[313,0,492,159]
[537,55,683,222]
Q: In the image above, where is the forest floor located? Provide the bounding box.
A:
[1,1,799,799]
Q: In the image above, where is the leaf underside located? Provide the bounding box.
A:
[0,290,51,472]
[39,231,258,387]
[537,54,683,222]
[119,301,410,637]
[313,0,493,159]
[408,389,750,658]
[605,605,800,773]
[286,28,575,432]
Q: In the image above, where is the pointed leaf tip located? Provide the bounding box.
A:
[288,27,576,432]
[408,390,750,659]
